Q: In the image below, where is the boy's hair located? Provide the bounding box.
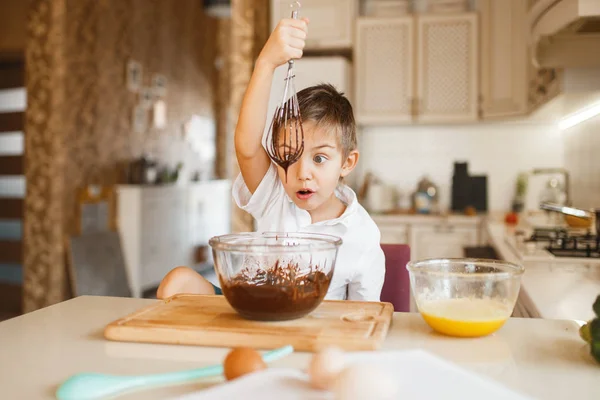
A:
[296,84,357,158]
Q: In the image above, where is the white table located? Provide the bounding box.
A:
[0,296,598,399]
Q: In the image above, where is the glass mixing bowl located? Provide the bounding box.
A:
[209,232,342,321]
[406,258,524,337]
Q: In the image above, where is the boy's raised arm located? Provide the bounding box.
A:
[234,18,308,194]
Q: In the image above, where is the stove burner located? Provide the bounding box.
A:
[547,248,600,258]
[527,228,600,258]
[529,227,569,241]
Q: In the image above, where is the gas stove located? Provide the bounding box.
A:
[528,228,600,258]
[505,226,600,264]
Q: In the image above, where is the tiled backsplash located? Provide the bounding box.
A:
[355,122,564,212]
[564,114,600,210]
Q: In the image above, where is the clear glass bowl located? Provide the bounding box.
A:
[406,258,524,337]
[209,232,342,321]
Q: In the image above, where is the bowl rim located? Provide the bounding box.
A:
[209,231,343,252]
[406,257,524,278]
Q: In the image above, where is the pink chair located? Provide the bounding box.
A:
[380,244,411,312]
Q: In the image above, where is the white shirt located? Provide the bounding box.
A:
[232,163,385,301]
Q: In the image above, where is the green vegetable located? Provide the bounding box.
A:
[580,321,591,344]
[593,341,600,364]
[587,295,600,364]
[591,318,600,341]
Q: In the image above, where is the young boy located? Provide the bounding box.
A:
[157,17,385,302]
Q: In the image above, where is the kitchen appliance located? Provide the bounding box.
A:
[470,175,488,212]
[451,162,469,212]
[525,227,600,259]
[530,0,600,69]
[127,155,157,184]
[450,162,488,212]
[505,224,600,264]
[360,172,396,213]
[413,176,439,214]
[523,169,569,211]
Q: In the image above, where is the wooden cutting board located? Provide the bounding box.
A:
[104,294,394,352]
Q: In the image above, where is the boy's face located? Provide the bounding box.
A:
[275,120,358,213]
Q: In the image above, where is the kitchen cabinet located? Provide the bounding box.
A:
[373,215,482,260]
[116,180,231,298]
[137,189,189,292]
[374,215,482,313]
[270,0,357,50]
[355,13,478,124]
[479,0,528,119]
[355,17,414,124]
[409,224,479,260]
[416,13,478,123]
[379,224,409,245]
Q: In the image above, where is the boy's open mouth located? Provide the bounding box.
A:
[296,189,314,200]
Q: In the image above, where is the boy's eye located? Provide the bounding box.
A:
[313,155,327,164]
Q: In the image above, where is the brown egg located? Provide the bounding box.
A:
[223,347,267,381]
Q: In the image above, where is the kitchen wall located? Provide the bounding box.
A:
[24,0,218,311]
[356,121,564,212]
[564,113,600,210]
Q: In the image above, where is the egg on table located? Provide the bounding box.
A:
[333,363,398,400]
[223,347,267,381]
[308,346,346,390]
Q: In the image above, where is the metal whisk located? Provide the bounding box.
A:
[266,1,305,180]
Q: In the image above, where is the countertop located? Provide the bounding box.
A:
[485,219,600,322]
[0,296,598,399]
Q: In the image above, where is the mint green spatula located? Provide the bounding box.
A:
[56,345,294,400]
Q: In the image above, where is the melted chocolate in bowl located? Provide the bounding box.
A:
[221,260,332,321]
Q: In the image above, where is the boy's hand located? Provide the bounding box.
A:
[257,17,309,71]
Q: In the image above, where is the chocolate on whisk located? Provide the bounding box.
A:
[267,98,305,182]
[265,3,304,181]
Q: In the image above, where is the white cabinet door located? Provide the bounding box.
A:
[117,182,231,297]
[379,225,409,244]
[479,0,528,119]
[140,190,188,291]
[271,0,356,50]
[416,13,478,123]
[355,17,414,124]
[187,180,232,264]
[410,225,479,261]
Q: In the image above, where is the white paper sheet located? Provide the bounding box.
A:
[170,350,532,400]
